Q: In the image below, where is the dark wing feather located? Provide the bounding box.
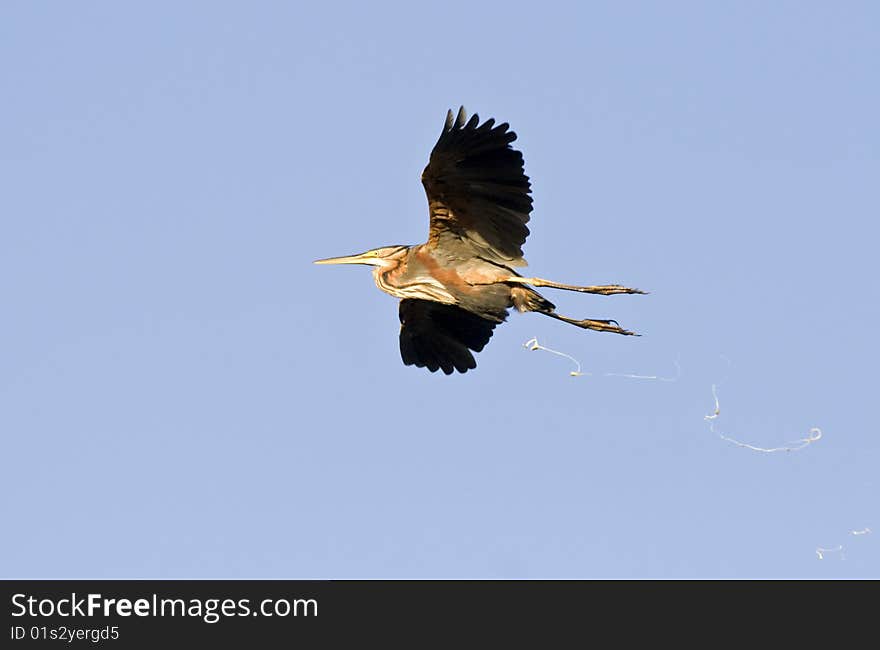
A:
[399,298,499,374]
[421,107,532,265]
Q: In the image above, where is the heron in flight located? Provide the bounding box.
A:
[316,107,645,374]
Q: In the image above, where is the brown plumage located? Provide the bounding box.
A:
[315,107,645,374]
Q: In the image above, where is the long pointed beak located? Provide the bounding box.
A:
[313,253,380,266]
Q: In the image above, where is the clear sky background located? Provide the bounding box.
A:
[2,2,878,578]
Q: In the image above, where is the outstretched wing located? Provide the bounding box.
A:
[399,299,500,374]
[421,107,532,266]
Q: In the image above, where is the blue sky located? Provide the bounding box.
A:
[2,1,878,578]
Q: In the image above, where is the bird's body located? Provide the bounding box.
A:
[316,107,645,374]
[368,244,517,319]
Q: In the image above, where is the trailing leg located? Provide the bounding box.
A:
[542,311,639,336]
[509,285,639,336]
[506,276,646,296]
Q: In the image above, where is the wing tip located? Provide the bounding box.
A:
[445,106,486,133]
[443,107,523,138]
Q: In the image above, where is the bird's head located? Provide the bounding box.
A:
[314,245,409,269]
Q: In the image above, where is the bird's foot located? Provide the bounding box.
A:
[578,284,647,296]
[547,311,640,335]
[571,318,640,336]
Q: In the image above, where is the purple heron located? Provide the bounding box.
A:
[316,107,645,374]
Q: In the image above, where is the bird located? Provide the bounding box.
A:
[315,107,645,374]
